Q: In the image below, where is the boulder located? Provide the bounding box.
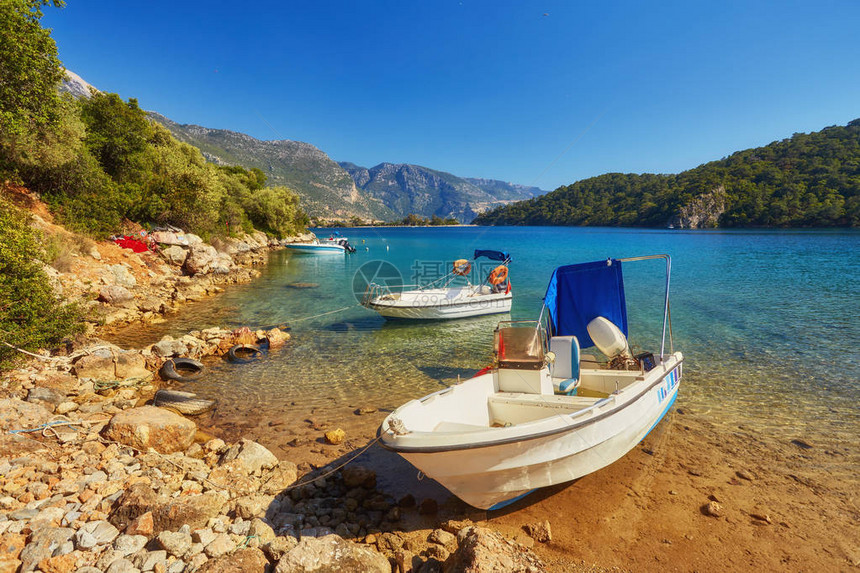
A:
[262,537,298,562]
[152,336,189,358]
[427,529,458,552]
[137,297,165,313]
[26,387,65,411]
[232,327,256,346]
[114,351,151,380]
[233,494,274,519]
[274,534,390,573]
[110,484,227,533]
[162,245,188,266]
[197,547,268,573]
[108,264,137,288]
[324,429,345,445]
[99,285,134,305]
[151,231,189,246]
[156,530,192,558]
[37,553,77,573]
[266,328,290,348]
[0,533,26,573]
[18,527,74,573]
[34,371,77,394]
[75,520,119,548]
[113,535,148,556]
[185,244,219,275]
[124,511,154,537]
[221,439,279,475]
[259,462,299,495]
[212,253,234,274]
[445,527,545,573]
[204,533,235,558]
[523,520,552,543]
[0,399,51,433]
[247,519,276,545]
[73,352,116,381]
[103,406,197,453]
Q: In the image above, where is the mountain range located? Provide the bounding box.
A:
[60,70,545,222]
[149,115,543,222]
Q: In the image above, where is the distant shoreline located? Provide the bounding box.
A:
[313,224,478,229]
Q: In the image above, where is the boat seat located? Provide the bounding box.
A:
[550,336,580,394]
[488,393,603,425]
[433,420,489,433]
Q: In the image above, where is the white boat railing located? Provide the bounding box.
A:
[539,254,673,360]
[361,282,423,306]
[362,255,510,308]
[615,254,672,360]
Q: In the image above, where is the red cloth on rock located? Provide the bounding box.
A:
[114,236,149,253]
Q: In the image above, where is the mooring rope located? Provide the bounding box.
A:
[277,435,383,493]
[287,304,362,323]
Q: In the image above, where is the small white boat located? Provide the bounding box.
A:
[379,254,683,509]
[284,238,355,254]
[361,250,512,320]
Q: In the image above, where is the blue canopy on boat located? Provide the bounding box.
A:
[474,249,511,262]
[543,258,627,348]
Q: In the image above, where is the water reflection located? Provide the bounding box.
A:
[106,227,860,450]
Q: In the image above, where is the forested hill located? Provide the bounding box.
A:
[473,120,860,228]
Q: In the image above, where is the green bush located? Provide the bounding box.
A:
[0,196,84,369]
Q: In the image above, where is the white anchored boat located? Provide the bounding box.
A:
[379,254,683,509]
[284,238,356,254]
[361,250,512,320]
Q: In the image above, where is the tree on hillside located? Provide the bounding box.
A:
[0,1,65,138]
[80,93,153,181]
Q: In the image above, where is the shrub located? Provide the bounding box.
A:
[0,196,84,368]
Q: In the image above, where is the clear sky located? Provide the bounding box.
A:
[44,0,860,191]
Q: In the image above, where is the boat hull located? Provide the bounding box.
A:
[284,243,345,254]
[381,355,682,509]
[366,290,512,320]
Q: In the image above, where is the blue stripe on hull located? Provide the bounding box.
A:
[488,489,536,511]
[643,389,678,440]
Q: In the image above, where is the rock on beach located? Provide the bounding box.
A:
[103,406,197,453]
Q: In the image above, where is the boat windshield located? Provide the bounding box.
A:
[494,321,545,370]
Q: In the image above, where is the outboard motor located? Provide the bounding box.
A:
[338,239,356,253]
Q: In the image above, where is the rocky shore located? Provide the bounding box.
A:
[0,331,547,573]
[0,216,551,572]
[4,334,857,573]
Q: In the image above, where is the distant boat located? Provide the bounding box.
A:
[284,239,355,254]
[667,223,675,229]
[378,254,683,509]
[361,250,512,320]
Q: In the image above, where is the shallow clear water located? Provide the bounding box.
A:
[110,227,860,446]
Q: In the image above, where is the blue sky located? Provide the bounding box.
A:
[45,1,860,191]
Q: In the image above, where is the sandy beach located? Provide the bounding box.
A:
[201,394,860,572]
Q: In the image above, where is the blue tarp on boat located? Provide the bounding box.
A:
[474,249,511,262]
[543,258,627,348]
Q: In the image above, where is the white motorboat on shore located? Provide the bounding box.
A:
[378,254,683,509]
[361,250,512,320]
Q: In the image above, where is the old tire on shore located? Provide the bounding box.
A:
[154,389,216,416]
[227,344,263,364]
[159,358,205,382]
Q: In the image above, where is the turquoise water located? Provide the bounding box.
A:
[111,227,860,445]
